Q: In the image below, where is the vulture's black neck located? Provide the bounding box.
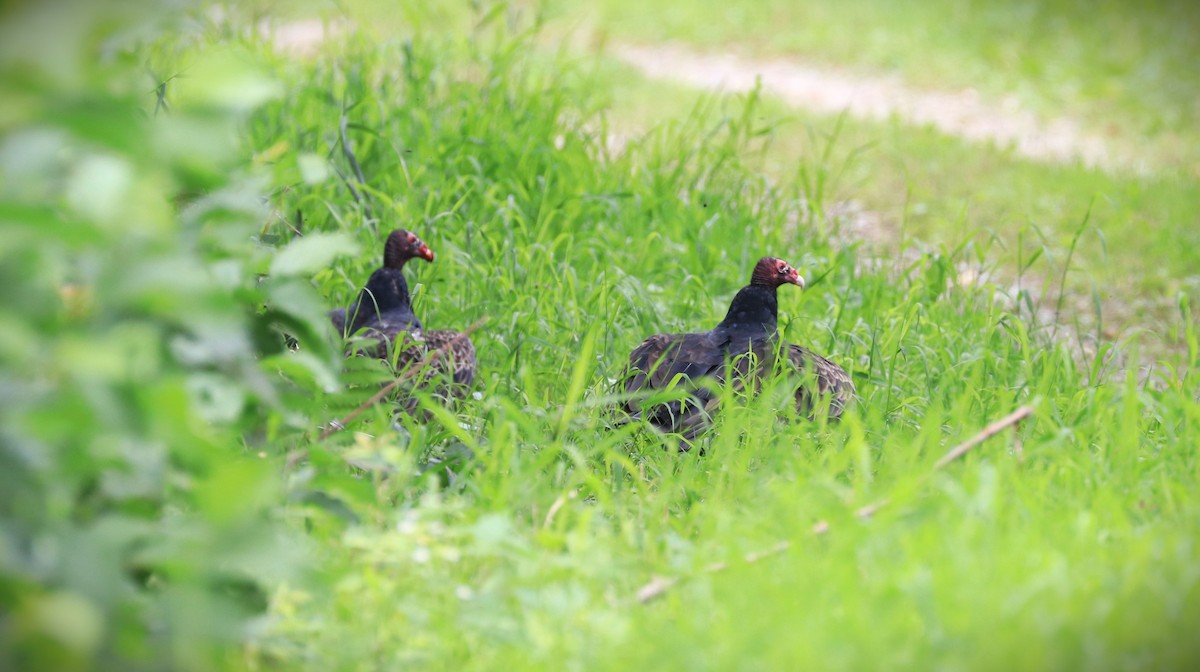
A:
[347,267,418,332]
[714,283,778,339]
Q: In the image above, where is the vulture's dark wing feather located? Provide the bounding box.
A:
[787,344,856,420]
[623,331,736,440]
[419,329,477,387]
[352,326,475,389]
[329,307,347,334]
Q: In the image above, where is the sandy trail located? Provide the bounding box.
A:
[614,43,1129,172]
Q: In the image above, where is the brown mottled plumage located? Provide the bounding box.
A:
[622,256,854,447]
[331,229,476,394]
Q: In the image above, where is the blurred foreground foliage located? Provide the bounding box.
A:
[0,1,349,669]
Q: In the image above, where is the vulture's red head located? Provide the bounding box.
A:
[383,229,435,268]
[750,257,805,289]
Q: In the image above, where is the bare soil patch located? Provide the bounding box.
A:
[615,43,1134,172]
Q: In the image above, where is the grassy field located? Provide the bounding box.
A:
[525,0,1200,366]
[243,3,1199,669]
[324,0,1200,359]
[581,60,1200,362]
[3,1,1199,670]
[549,0,1200,175]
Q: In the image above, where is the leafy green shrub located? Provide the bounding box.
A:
[0,2,343,669]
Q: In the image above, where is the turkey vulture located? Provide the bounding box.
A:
[331,229,476,390]
[622,256,854,447]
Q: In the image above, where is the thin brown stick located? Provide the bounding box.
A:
[637,495,896,603]
[934,405,1034,470]
[285,320,486,469]
[812,498,884,538]
[744,540,792,563]
[637,405,1035,605]
[318,317,487,440]
[635,576,678,603]
[854,499,888,519]
[637,539,795,604]
[543,490,577,529]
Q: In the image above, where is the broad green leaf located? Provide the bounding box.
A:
[21,591,103,656]
[297,152,331,184]
[65,154,133,225]
[174,49,282,112]
[269,233,359,277]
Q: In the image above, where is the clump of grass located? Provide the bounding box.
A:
[581,59,1200,365]
[233,6,1200,671]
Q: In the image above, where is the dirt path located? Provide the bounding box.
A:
[615,43,1130,172]
[270,21,1126,171]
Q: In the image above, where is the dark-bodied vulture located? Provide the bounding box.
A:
[331,229,475,392]
[622,256,853,448]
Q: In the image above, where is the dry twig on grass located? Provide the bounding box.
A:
[933,405,1034,470]
[320,317,488,439]
[634,404,1036,604]
[283,318,488,469]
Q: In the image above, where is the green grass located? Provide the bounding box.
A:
[5,2,1200,670]
[580,61,1200,359]
[320,0,1200,358]
[236,6,1199,670]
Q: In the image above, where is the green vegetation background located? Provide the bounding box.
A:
[1,1,1197,670]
